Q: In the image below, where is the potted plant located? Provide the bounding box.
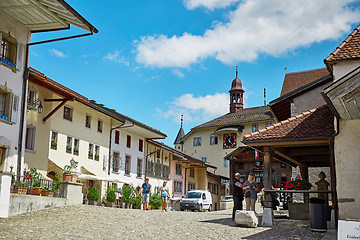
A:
[284,178,312,190]
[29,168,42,195]
[95,154,99,161]
[66,146,72,153]
[149,193,162,210]
[106,188,116,207]
[51,141,57,150]
[52,174,61,197]
[121,184,135,208]
[131,195,142,209]
[87,187,100,205]
[13,182,27,194]
[63,165,72,181]
[88,152,93,159]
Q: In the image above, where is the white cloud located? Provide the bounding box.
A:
[49,48,66,58]
[157,93,229,123]
[103,50,130,66]
[172,69,185,78]
[184,0,239,10]
[135,0,360,68]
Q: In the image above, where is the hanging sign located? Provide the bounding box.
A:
[255,150,259,160]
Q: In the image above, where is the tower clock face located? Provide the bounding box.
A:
[223,133,236,149]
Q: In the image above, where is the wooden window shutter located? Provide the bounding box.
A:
[16,43,24,72]
[11,94,19,123]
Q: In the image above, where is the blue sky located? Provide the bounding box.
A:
[29,0,360,146]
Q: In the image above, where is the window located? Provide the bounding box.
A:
[138,139,143,152]
[0,32,18,69]
[73,138,79,156]
[266,121,273,127]
[137,159,142,177]
[223,159,229,168]
[188,182,196,191]
[201,156,207,162]
[115,130,120,144]
[66,137,72,153]
[174,180,183,193]
[156,149,161,158]
[190,167,195,178]
[95,145,100,161]
[26,87,37,110]
[113,152,120,172]
[85,114,91,128]
[125,155,131,175]
[126,135,131,148]
[63,106,73,121]
[252,123,258,132]
[193,137,201,146]
[88,143,94,159]
[175,162,182,175]
[208,182,219,195]
[50,131,58,150]
[210,136,218,145]
[25,125,36,151]
[0,87,17,123]
[97,119,103,133]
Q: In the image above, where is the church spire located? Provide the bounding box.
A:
[229,66,245,113]
[174,115,185,146]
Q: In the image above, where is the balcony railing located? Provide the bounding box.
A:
[10,174,64,197]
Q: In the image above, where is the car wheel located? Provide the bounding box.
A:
[208,204,212,212]
[199,204,203,212]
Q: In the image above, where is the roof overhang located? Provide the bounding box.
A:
[0,0,98,33]
[212,125,244,135]
[323,65,360,120]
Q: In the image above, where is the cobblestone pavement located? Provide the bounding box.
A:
[0,205,326,240]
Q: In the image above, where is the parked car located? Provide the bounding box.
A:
[180,190,212,211]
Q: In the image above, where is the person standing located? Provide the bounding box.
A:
[141,178,151,211]
[159,181,170,212]
[243,173,260,212]
[232,172,244,221]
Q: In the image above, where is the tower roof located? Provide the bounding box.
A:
[174,127,185,145]
[230,66,244,91]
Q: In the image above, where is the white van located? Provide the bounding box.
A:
[180,190,213,211]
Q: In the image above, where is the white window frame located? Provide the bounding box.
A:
[193,137,201,146]
[210,136,218,145]
[85,114,91,128]
[97,119,103,133]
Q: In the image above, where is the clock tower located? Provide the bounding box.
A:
[229,66,244,113]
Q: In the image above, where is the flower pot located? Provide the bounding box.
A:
[13,187,27,194]
[47,191,54,197]
[63,174,72,182]
[106,202,115,208]
[31,188,41,196]
[41,190,47,196]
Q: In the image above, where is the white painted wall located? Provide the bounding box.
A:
[0,15,30,174]
[332,60,360,81]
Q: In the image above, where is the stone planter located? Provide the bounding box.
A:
[288,202,309,220]
[63,174,72,182]
[106,202,115,208]
[13,187,27,194]
[88,200,98,206]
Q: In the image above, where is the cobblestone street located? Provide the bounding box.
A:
[0,205,326,240]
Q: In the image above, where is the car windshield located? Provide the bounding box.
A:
[184,192,201,198]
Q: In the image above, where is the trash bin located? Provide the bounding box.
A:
[309,197,327,232]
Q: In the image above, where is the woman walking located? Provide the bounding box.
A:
[243,173,260,212]
[159,181,170,211]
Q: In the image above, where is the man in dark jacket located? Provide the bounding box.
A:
[232,172,244,221]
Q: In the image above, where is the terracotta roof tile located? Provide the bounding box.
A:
[280,68,330,96]
[325,24,360,63]
[243,105,334,142]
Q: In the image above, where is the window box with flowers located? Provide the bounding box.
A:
[95,154,99,161]
[88,152,93,159]
[73,148,79,156]
[51,141,57,150]
[66,146,72,154]
[284,178,312,190]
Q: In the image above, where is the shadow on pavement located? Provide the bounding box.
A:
[198,217,239,227]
